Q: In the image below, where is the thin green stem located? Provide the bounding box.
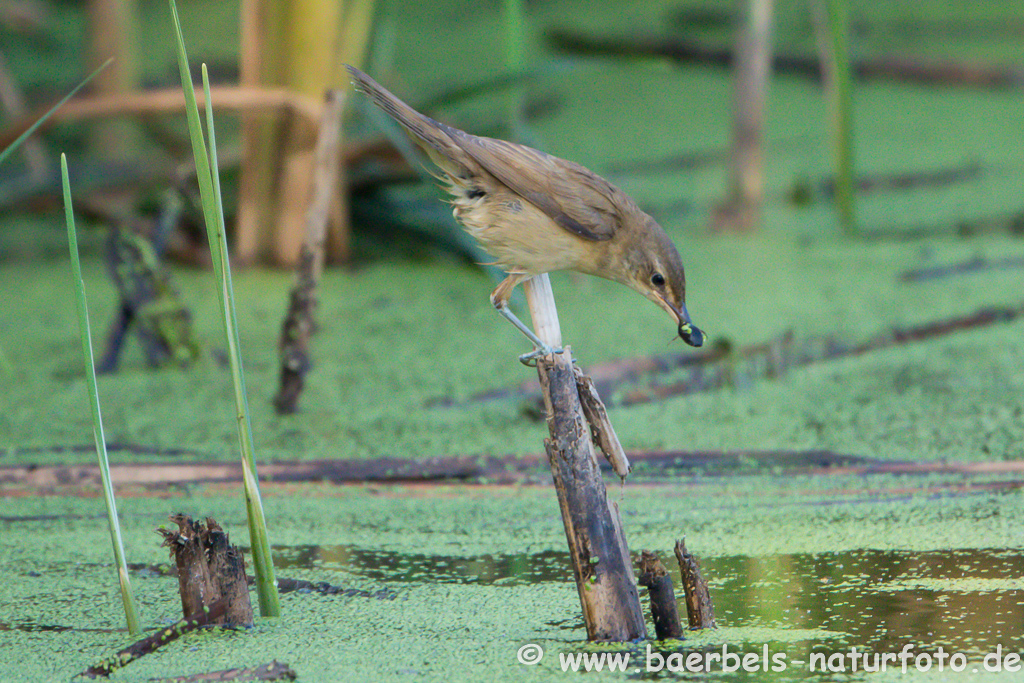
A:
[0,60,112,166]
[824,0,855,233]
[167,0,280,616]
[202,64,281,617]
[502,0,527,141]
[61,153,142,637]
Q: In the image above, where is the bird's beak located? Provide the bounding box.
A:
[655,294,704,347]
[676,302,705,347]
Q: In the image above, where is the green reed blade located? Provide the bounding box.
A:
[168,0,280,616]
[61,153,142,636]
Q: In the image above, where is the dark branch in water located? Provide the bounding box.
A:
[548,29,1024,88]
[154,661,297,682]
[0,449,876,489]
[432,301,1024,409]
[80,600,228,678]
[899,255,1024,282]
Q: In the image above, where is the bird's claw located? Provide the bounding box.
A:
[518,344,564,367]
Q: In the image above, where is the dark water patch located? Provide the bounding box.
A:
[273,576,395,600]
[272,544,1024,653]
[708,548,1024,654]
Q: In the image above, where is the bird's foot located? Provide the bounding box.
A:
[518,344,564,367]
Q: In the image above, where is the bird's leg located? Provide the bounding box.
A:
[490,274,564,366]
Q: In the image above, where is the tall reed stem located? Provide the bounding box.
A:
[62,153,142,636]
[822,0,855,233]
[168,0,281,617]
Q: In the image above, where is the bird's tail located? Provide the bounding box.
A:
[345,65,465,166]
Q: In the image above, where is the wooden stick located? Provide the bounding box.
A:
[87,0,139,161]
[674,539,717,630]
[573,366,630,477]
[637,550,683,640]
[523,274,646,642]
[156,660,297,682]
[80,600,228,678]
[273,89,344,413]
[0,86,322,153]
[161,515,220,619]
[713,0,773,232]
[203,519,255,627]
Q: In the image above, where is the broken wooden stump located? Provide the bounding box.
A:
[674,539,717,629]
[159,515,253,628]
[525,274,646,642]
[637,550,684,640]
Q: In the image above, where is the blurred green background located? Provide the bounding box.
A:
[1,0,1022,465]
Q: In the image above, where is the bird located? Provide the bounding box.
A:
[346,65,704,363]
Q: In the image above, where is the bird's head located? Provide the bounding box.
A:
[619,220,705,347]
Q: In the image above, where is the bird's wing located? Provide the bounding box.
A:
[452,133,621,242]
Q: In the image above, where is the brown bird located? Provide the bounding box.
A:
[346,65,704,362]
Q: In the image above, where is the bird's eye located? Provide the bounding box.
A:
[651,273,666,287]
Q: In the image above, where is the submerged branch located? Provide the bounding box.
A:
[434,300,1024,409]
[81,600,228,678]
[548,29,1024,88]
[13,450,1024,490]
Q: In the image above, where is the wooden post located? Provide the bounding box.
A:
[637,550,684,640]
[234,0,370,265]
[87,0,139,160]
[235,0,273,264]
[523,274,647,642]
[712,0,773,232]
[674,539,717,630]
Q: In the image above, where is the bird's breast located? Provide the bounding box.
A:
[447,181,593,276]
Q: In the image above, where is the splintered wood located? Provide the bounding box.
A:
[674,539,717,630]
[159,514,253,628]
[574,367,630,477]
[637,550,684,640]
